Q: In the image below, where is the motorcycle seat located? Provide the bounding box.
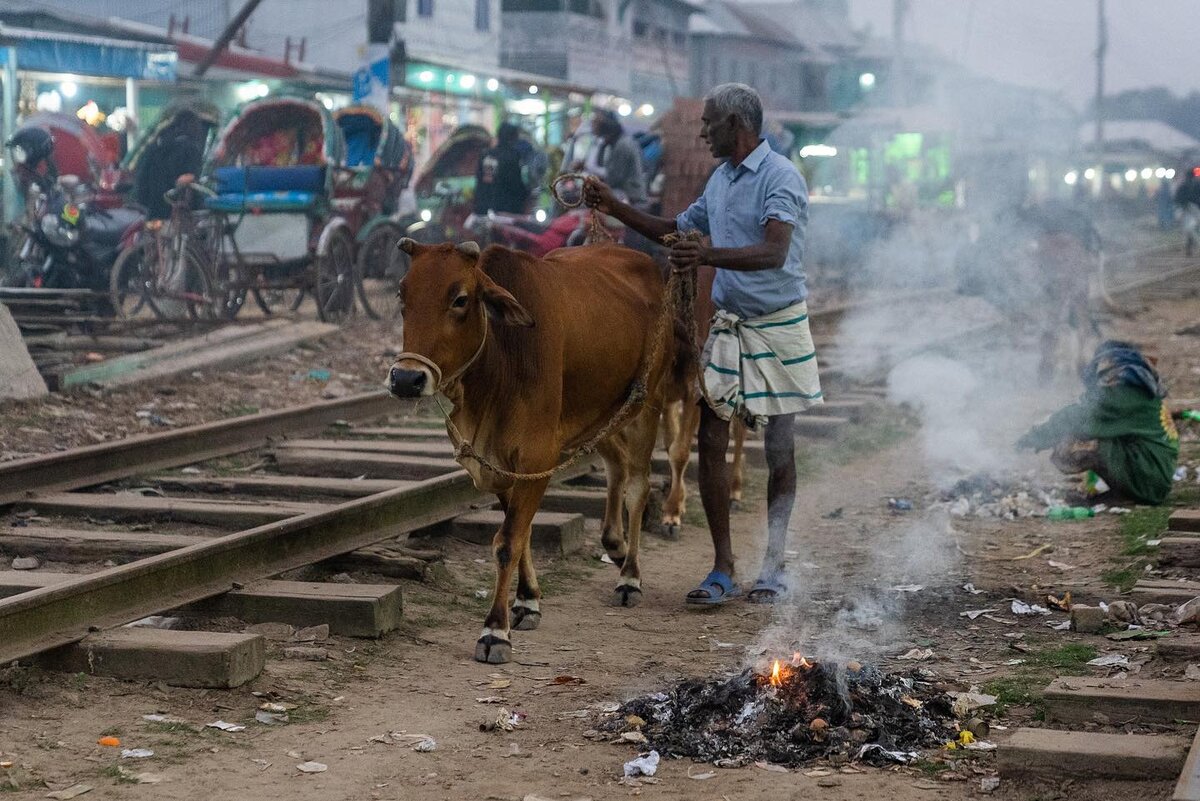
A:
[85,207,145,245]
[511,218,549,234]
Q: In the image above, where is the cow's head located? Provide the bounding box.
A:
[388,238,534,398]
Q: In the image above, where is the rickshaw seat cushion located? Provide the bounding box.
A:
[205,191,319,213]
[214,165,325,194]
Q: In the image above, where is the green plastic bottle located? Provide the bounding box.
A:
[1047,506,1095,521]
[1183,410,1200,422]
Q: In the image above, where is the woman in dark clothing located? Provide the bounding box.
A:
[474,122,528,215]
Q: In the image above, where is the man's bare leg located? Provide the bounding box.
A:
[686,403,735,601]
[749,413,797,602]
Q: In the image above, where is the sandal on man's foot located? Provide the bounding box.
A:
[685,570,740,606]
[746,576,788,604]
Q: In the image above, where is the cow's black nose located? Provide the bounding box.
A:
[389,366,428,397]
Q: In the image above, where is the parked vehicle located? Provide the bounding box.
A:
[4,122,143,295]
[333,105,413,320]
[147,96,359,322]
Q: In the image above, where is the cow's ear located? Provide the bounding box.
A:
[478,273,535,327]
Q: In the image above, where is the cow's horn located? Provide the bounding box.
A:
[456,241,481,258]
[397,237,416,254]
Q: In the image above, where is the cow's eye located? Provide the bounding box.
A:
[451,293,469,309]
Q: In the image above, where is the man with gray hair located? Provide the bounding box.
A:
[584,82,821,606]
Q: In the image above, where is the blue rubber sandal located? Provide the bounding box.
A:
[746,576,789,604]
[685,570,741,606]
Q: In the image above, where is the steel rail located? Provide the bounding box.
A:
[0,471,483,663]
[0,391,398,505]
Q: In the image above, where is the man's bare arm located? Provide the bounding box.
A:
[582,177,677,242]
[668,220,792,273]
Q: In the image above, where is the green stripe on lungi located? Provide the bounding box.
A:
[742,390,824,400]
[781,352,816,365]
[705,362,740,376]
[739,351,816,364]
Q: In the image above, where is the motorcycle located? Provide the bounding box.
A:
[5,126,144,292]
[464,205,625,257]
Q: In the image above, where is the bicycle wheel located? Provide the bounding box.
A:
[109,236,160,320]
[314,226,356,323]
[354,221,405,321]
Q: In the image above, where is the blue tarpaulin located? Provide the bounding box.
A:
[0,28,176,81]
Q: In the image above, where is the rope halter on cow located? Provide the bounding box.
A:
[552,173,614,245]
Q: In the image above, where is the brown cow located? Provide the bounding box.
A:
[388,239,677,664]
[660,265,748,536]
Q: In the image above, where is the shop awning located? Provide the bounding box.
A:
[0,25,176,81]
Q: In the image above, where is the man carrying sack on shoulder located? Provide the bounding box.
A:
[583,82,822,606]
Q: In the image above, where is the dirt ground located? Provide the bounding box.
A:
[1,289,1199,799]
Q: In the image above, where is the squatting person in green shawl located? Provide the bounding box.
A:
[1018,340,1179,505]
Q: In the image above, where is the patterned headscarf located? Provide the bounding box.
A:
[1083,340,1166,398]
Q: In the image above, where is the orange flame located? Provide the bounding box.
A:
[769,659,783,687]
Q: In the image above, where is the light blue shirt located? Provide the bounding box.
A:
[676,139,809,318]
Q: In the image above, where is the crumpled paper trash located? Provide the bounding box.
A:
[623,750,660,777]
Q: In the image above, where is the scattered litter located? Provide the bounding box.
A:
[1108,507,1131,515]
[120,749,154,759]
[207,721,246,732]
[1107,600,1141,624]
[551,675,586,685]
[1186,664,1200,681]
[124,615,183,630]
[1003,659,1026,666]
[411,738,437,752]
[486,679,512,690]
[255,711,288,726]
[619,731,648,745]
[889,584,924,593]
[473,589,489,599]
[960,608,997,620]
[600,553,615,565]
[97,737,121,747]
[475,696,507,704]
[141,714,185,724]
[896,648,935,661]
[623,750,660,777]
[1176,597,1200,626]
[259,702,297,713]
[296,761,327,774]
[804,768,833,777]
[45,784,92,799]
[856,744,918,763]
[1048,620,1072,631]
[949,691,997,718]
[688,768,717,780]
[11,556,39,570]
[1176,466,1190,482]
[1047,561,1076,571]
[306,368,332,382]
[981,777,1001,794]
[983,614,1017,626]
[481,708,525,733]
[754,760,789,773]
[503,742,531,759]
[888,498,913,512]
[962,583,983,595]
[1087,654,1130,668]
[1013,544,1052,560]
[1046,593,1072,612]
[1011,600,1050,616]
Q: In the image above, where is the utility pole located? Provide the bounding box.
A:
[892,0,909,107]
[194,0,265,77]
[1095,0,1107,149]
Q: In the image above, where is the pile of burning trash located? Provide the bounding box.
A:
[930,473,1066,519]
[611,655,955,768]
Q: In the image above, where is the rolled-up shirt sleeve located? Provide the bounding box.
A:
[759,168,807,228]
[676,192,710,236]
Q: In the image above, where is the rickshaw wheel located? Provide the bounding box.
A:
[354,221,405,321]
[315,226,356,323]
[110,236,161,321]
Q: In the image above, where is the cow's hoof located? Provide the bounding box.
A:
[511,607,542,631]
[610,585,643,607]
[474,634,512,664]
[662,522,681,540]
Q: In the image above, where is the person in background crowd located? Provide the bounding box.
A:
[1018,340,1179,506]
[474,122,528,215]
[583,83,820,606]
[133,110,207,220]
[1175,168,1200,256]
[589,109,647,208]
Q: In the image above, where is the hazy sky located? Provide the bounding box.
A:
[848,0,1200,109]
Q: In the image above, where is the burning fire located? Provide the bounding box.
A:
[765,654,814,688]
